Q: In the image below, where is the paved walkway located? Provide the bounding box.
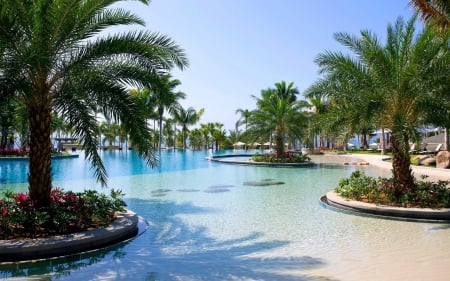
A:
[342,153,450,181]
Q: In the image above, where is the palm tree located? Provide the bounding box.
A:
[410,0,450,28]
[313,16,449,197]
[147,74,186,149]
[211,122,226,151]
[235,108,252,132]
[200,123,216,150]
[250,81,307,156]
[188,128,204,150]
[172,106,204,149]
[0,0,188,206]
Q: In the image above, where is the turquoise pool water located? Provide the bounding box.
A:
[1,150,449,281]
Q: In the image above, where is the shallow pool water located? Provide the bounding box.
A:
[1,150,449,281]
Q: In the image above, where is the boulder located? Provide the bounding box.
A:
[420,156,436,166]
[436,151,450,169]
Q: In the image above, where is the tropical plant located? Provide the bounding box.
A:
[249,81,308,156]
[172,106,204,149]
[312,16,449,197]
[0,189,126,239]
[0,0,188,206]
[146,74,186,149]
[188,128,204,150]
[235,108,252,133]
[335,171,450,208]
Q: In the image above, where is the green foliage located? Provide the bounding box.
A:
[335,171,450,208]
[251,151,311,163]
[0,188,126,239]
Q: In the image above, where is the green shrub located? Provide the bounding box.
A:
[335,171,450,208]
[0,188,126,239]
[251,151,311,163]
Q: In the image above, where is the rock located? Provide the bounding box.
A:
[420,157,436,166]
[436,151,450,169]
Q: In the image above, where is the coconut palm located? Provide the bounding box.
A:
[147,74,186,149]
[313,16,449,196]
[0,0,188,206]
[188,128,204,150]
[235,108,252,132]
[172,106,204,149]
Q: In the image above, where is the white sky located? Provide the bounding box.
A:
[115,0,416,131]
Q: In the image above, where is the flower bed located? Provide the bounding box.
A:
[0,189,126,240]
[251,151,311,163]
[335,170,450,208]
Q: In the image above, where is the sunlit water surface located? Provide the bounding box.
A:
[0,150,449,281]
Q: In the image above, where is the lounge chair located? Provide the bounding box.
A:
[417,143,428,154]
[418,143,442,155]
[432,143,443,155]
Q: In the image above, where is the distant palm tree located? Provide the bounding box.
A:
[235,108,252,132]
[200,123,216,150]
[211,122,226,151]
[250,81,307,156]
[172,106,204,149]
[147,74,186,149]
[0,0,188,206]
[188,128,204,150]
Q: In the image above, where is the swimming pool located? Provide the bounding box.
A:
[1,150,449,280]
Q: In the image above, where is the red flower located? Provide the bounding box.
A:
[1,207,7,217]
[15,193,29,205]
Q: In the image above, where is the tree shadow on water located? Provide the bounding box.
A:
[122,198,340,281]
[0,199,340,281]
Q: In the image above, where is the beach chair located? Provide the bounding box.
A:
[418,143,428,154]
[432,143,443,155]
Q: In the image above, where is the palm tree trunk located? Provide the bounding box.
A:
[444,128,449,151]
[275,133,284,156]
[28,104,52,207]
[390,135,415,198]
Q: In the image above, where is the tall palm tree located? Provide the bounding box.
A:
[313,16,449,197]
[147,74,186,149]
[0,0,188,206]
[172,106,204,149]
[410,0,450,28]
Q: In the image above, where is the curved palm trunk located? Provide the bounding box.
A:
[390,135,415,198]
[28,104,52,207]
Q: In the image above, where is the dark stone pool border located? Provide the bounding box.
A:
[0,210,143,262]
[321,191,450,222]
